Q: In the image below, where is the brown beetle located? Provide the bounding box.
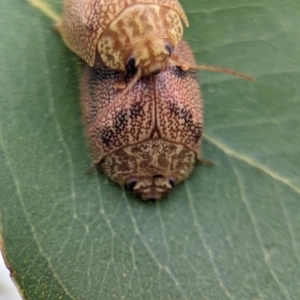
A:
[81,41,206,201]
[58,0,253,98]
[58,0,188,80]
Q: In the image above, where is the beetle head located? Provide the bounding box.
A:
[126,39,174,77]
[126,175,177,201]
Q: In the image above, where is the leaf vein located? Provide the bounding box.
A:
[204,133,300,194]
[39,20,78,220]
[26,0,60,22]
[232,163,291,300]
[185,182,235,300]
[123,192,188,300]
[0,126,76,300]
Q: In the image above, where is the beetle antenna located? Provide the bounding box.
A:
[94,68,143,129]
[191,65,254,81]
[169,55,254,81]
[114,68,142,101]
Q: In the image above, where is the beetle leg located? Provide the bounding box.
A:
[54,22,62,33]
[84,164,97,174]
[169,54,190,70]
[114,73,127,90]
[196,154,214,166]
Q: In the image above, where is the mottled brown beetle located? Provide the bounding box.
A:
[58,0,188,83]
[82,41,206,201]
[57,0,252,96]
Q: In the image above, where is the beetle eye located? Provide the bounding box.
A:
[147,198,156,202]
[126,178,137,191]
[126,56,136,72]
[165,43,174,56]
[153,174,163,178]
[169,177,176,188]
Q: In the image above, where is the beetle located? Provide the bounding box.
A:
[57,0,189,83]
[58,0,253,97]
[81,41,207,201]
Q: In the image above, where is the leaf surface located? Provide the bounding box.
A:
[0,0,299,299]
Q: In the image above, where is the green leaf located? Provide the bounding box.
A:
[1,0,299,299]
